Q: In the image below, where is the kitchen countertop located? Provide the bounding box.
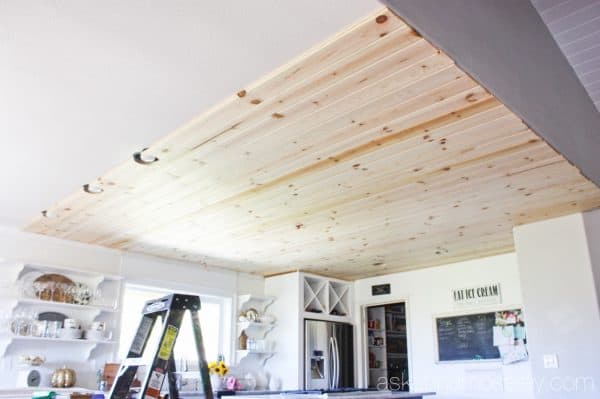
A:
[180,391,435,399]
[0,389,435,399]
[253,393,433,399]
[335,393,434,399]
[0,387,96,398]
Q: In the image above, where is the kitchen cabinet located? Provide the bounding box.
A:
[303,276,352,321]
[264,272,354,390]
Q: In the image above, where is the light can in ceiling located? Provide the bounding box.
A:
[41,209,57,219]
[83,183,104,194]
[133,148,159,165]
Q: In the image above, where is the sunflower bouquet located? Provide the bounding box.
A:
[208,360,229,376]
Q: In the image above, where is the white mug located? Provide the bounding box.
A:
[63,319,80,329]
[91,321,106,332]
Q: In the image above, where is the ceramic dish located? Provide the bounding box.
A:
[84,330,106,341]
[58,328,82,339]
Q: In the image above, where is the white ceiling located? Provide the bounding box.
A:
[0,0,378,228]
[531,0,600,111]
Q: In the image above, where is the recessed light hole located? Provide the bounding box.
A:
[133,148,159,164]
[83,183,104,194]
[41,210,57,218]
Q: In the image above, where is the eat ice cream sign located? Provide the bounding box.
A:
[452,283,501,306]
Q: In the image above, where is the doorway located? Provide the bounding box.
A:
[365,302,409,391]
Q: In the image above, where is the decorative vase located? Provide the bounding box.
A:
[210,374,223,391]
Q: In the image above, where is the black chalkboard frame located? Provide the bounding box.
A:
[433,306,523,364]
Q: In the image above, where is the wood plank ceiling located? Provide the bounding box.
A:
[26,8,600,280]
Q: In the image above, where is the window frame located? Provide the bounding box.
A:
[118,282,232,363]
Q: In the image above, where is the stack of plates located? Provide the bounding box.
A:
[84,330,106,341]
[58,328,82,339]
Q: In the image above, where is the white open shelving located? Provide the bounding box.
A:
[236,321,276,338]
[235,349,274,366]
[0,334,117,347]
[3,335,117,345]
[13,298,118,313]
[238,294,275,314]
[0,260,123,364]
[235,294,276,368]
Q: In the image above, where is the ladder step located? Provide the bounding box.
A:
[120,357,149,367]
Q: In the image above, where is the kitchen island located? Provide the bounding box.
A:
[179,391,435,399]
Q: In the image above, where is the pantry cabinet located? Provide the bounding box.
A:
[365,303,409,392]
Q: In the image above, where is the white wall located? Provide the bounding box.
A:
[0,226,265,388]
[583,210,600,311]
[0,227,122,275]
[264,272,302,390]
[0,226,265,298]
[354,253,534,399]
[514,213,600,399]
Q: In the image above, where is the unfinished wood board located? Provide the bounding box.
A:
[26,8,600,280]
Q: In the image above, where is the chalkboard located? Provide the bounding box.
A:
[436,312,500,362]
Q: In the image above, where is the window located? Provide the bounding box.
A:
[118,284,230,365]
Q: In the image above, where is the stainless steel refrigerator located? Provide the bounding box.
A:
[304,319,354,390]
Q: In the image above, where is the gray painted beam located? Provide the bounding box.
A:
[382,0,600,187]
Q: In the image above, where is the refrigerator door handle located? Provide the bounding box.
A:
[333,336,340,390]
[331,336,336,389]
[333,335,340,389]
[329,337,336,389]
